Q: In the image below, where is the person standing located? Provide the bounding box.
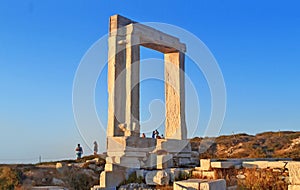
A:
[154,129,159,137]
[75,144,83,159]
[93,141,98,155]
[152,131,155,138]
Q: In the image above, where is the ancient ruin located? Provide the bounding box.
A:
[92,15,300,190]
[94,14,195,188]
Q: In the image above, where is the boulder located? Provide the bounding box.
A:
[56,162,67,173]
[153,171,170,185]
[145,170,170,185]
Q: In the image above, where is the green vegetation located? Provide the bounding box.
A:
[122,172,144,184]
[176,170,191,181]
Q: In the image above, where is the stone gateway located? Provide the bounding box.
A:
[95,14,194,188]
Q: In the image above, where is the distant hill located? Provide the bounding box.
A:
[190,131,300,159]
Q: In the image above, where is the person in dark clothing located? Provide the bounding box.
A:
[93,141,98,155]
[152,131,155,138]
[75,144,83,159]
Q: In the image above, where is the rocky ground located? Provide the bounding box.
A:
[0,155,105,190]
[191,131,300,159]
[1,131,299,190]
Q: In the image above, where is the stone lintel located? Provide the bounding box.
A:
[109,14,136,35]
[109,16,186,52]
[126,23,186,53]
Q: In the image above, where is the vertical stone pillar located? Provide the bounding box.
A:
[107,15,134,137]
[107,34,126,137]
[125,34,140,136]
[164,51,187,139]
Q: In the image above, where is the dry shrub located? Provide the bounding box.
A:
[0,166,24,190]
[238,168,288,190]
[214,168,238,187]
[67,169,96,190]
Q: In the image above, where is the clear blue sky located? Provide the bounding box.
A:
[0,1,299,163]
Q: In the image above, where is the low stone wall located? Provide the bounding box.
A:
[190,159,298,189]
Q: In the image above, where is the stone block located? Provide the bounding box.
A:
[242,161,269,169]
[107,137,126,152]
[141,153,157,169]
[107,151,147,157]
[267,161,287,169]
[287,162,300,185]
[200,159,211,171]
[125,136,156,149]
[157,154,173,169]
[106,156,140,168]
[145,170,170,185]
[200,179,226,190]
[288,185,300,190]
[211,161,237,169]
[107,137,156,153]
[126,151,147,157]
[99,171,125,188]
[91,185,116,190]
[174,179,226,190]
[174,179,203,190]
[104,163,125,171]
[179,158,191,166]
[153,171,170,185]
[160,139,191,153]
[176,153,192,158]
[191,151,200,158]
[107,152,125,157]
